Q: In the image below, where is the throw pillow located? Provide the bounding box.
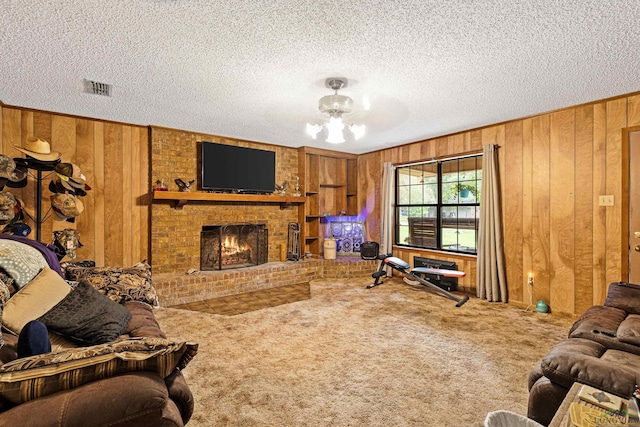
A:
[0,239,48,288]
[65,263,158,306]
[2,267,72,335]
[0,337,198,404]
[38,281,132,345]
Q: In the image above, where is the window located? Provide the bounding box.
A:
[395,155,482,254]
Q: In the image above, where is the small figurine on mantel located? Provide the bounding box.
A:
[175,178,195,192]
[154,179,168,191]
[292,176,301,197]
[275,180,289,196]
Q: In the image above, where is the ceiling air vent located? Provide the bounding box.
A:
[83,79,112,97]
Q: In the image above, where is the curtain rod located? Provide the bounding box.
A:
[392,145,499,168]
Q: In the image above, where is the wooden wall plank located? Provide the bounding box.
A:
[531,114,551,304]
[522,119,533,307]
[470,130,483,151]
[50,115,77,237]
[504,121,523,303]
[122,126,133,265]
[75,119,96,261]
[358,151,382,244]
[592,102,608,305]
[574,105,594,315]
[94,122,105,266]
[104,123,123,266]
[2,109,25,210]
[549,109,575,314]
[628,94,640,127]
[29,112,52,241]
[131,127,142,263]
[605,98,627,288]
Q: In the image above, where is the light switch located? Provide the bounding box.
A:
[599,195,614,206]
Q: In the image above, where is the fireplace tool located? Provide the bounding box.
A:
[287,222,300,261]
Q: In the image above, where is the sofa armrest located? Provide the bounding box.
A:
[122,301,167,339]
[605,282,640,314]
[165,369,194,424]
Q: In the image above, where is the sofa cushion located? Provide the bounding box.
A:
[0,337,198,404]
[541,338,640,398]
[2,267,71,335]
[37,281,131,345]
[65,263,158,306]
[568,305,640,355]
[616,314,640,346]
[605,281,640,314]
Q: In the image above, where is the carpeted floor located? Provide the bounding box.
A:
[155,277,574,427]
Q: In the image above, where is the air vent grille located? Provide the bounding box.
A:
[84,79,112,96]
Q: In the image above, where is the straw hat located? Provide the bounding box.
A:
[14,136,61,161]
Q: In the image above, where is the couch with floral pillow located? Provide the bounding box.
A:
[0,236,197,427]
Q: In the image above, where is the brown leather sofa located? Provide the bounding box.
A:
[0,301,195,427]
[527,281,640,426]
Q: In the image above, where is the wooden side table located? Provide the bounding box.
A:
[550,383,629,427]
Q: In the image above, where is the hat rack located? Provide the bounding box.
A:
[2,160,85,242]
[0,164,47,240]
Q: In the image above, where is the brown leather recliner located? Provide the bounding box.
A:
[528,282,640,426]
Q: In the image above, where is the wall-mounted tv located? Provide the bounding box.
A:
[201,141,276,194]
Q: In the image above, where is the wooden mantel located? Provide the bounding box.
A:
[152,191,306,209]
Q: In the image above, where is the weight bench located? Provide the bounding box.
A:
[368,254,470,307]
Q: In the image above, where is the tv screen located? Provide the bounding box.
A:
[201,142,276,194]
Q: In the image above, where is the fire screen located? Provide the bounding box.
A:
[200,223,268,270]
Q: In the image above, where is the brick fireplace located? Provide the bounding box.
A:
[150,127,302,274]
[200,223,268,270]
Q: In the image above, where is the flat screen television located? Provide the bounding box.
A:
[201,141,276,194]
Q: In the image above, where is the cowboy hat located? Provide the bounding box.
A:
[13,156,59,172]
[13,136,61,161]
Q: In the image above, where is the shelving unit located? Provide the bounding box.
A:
[298,147,358,256]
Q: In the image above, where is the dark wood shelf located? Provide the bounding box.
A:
[319,183,346,188]
[153,191,306,209]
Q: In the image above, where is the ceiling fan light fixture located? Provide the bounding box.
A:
[325,116,346,144]
[306,77,366,144]
[350,124,366,140]
[306,123,322,139]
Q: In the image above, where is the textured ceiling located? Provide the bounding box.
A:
[1,1,639,154]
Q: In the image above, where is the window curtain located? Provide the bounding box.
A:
[476,144,507,302]
[380,162,395,275]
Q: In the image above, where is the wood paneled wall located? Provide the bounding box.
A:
[358,93,640,315]
[0,105,150,267]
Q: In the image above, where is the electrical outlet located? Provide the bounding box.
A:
[599,195,614,206]
[527,273,534,286]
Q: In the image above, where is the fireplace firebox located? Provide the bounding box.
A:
[200,223,268,270]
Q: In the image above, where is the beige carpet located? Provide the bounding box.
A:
[155,277,574,427]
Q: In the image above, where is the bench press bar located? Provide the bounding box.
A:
[368,254,470,307]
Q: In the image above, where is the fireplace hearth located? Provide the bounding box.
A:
[201,223,268,270]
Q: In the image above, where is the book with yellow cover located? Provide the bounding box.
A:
[578,384,623,412]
